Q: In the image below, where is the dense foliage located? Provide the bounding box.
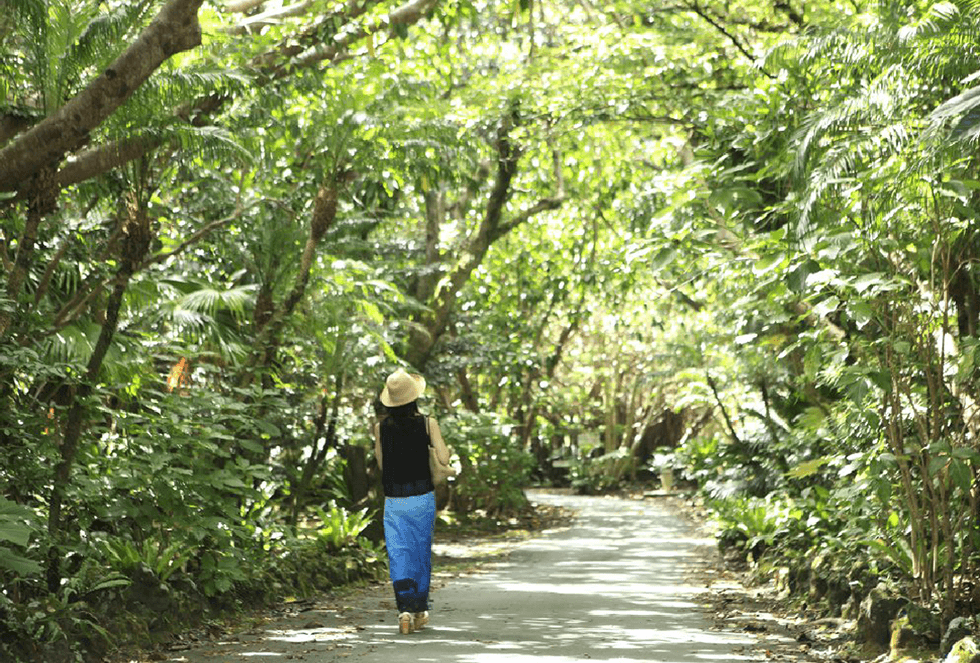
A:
[1,0,979,659]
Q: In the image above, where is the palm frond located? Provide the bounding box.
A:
[925,84,980,144]
[760,35,805,72]
[4,0,160,114]
[898,1,961,43]
[149,281,255,364]
[215,334,250,363]
[94,122,255,174]
[62,1,157,90]
[174,125,255,166]
[42,322,97,365]
[177,285,257,324]
[171,307,208,330]
[930,84,980,122]
[9,0,51,109]
[2,0,46,13]
[797,27,881,69]
[793,62,911,172]
[795,116,913,236]
[136,67,252,111]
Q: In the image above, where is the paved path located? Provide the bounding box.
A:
[165,492,769,663]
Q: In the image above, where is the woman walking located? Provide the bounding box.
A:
[373,368,451,634]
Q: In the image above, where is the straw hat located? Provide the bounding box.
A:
[380,368,426,407]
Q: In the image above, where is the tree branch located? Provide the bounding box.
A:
[0,114,33,147]
[33,238,73,306]
[247,0,378,70]
[223,0,267,12]
[493,195,564,240]
[56,137,160,189]
[225,0,314,34]
[50,205,248,331]
[46,196,153,591]
[774,0,804,27]
[706,373,742,444]
[0,231,11,272]
[414,188,445,303]
[686,1,757,64]
[447,161,492,220]
[493,145,566,239]
[264,0,437,79]
[40,0,428,189]
[250,178,343,371]
[49,94,225,192]
[407,114,568,369]
[0,0,205,193]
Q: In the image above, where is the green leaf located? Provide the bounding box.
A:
[852,273,886,294]
[752,253,784,276]
[0,545,42,575]
[650,247,677,271]
[932,85,980,141]
[786,457,828,479]
[90,575,133,592]
[865,538,914,575]
[812,296,840,318]
[950,459,972,493]
[255,420,281,437]
[951,446,980,463]
[238,438,265,454]
[848,300,874,329]
[221,475,248,489]
[0,521,32,548]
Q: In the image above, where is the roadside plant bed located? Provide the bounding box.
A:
[92,496,572,663]
[709,513,980,663]
[2,527,387,663]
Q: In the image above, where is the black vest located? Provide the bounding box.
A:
[380,415,433,497]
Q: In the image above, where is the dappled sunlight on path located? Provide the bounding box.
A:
[163,492,769,663]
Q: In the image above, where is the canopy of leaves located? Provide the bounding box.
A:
[2,0,980,659]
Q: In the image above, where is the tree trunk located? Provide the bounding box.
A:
[249,179,340,380]
[9,0,437,196]
[406,116,565,370]
[0,167,57,337]
[0,0,205,193]
[406,114,521,369]
[46,199,152,591]
[456,367,480,413]
[289,370,344,527]
[414,188,445,304]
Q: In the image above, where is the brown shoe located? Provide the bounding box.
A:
[412,611,429,631]
[398,612,413,634]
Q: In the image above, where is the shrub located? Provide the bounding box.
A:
[443,411,533,516]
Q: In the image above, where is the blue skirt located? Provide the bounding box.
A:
[383,491,436,613]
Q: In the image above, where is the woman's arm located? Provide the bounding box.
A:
[373,422,383,471]
[428,417,451,465]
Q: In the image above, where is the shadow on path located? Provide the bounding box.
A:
[165,492,768,663]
